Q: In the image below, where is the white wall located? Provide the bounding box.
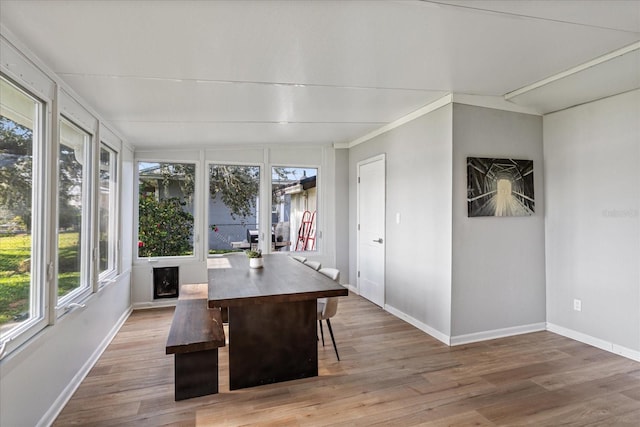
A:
[451,104,546,341]
[544,90,640,359]
[348,102,548,344]
[120,145,135,272]
[335,148,350,282]
[0,144,135,427]
[349,104,453,339]
[0,274,131,427]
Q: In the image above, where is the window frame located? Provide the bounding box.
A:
[0,74,50,358]
[97,142,119,285]
[55,116,93,312]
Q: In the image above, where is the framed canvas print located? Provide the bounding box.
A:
[467,157,534,217]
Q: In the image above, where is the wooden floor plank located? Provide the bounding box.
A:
[53,294,640,426]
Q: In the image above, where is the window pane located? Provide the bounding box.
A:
[99,145,116,276]
[138,162,195,257]
[271,167,318,252]
[58,119,89,299]
[0,78,39,335]
[208,164,260,254]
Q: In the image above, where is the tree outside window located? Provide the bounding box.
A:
[208,164,260,254]
[0,78,40,333]
[58,119,90,300]
[137,162,195,257]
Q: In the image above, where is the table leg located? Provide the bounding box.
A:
[228,299,317,390]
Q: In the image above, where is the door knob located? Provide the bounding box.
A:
[373,238,383,243]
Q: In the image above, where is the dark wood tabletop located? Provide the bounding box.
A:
[207,254,348,308]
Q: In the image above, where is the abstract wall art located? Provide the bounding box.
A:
[467,157,534,217]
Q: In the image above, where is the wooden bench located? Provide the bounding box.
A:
[178,283,208,300]
[165,298,225,401]
[180,283,228,322]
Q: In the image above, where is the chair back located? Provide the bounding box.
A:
[291,255,307,263]
[303,260,321,271]
[318,267,339,282]
[318,268,340,318]
[322,297,339,318]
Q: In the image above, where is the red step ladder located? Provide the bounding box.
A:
[295,210,316,251]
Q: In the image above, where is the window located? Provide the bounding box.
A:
[98,144,117,279]
[0,62,122,357]
[271,167,318,252]
[0,77,45,342]
[138,162,195,258]
[208,164,261,254]
[58,118,91,301]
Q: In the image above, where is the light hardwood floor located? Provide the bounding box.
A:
[54,294,640,426]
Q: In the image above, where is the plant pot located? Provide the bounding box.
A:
[249,257,263,269]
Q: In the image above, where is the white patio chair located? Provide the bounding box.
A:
[317,267,341,361]
[303,260,321,271]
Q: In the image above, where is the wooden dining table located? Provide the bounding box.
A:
[207,254,348,390]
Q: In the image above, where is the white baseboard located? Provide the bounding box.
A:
[38,307,133,427]
[346,283,358,295]
[450,322,546,346]
[547,323,640,362]
[132,300,177,310]
[351,296,640,363]
[384,304,451,345]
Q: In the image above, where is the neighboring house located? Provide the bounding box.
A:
[208,192,258,252]
[208,172,317,253]
[138,164,195,216]
[273,174,317,251]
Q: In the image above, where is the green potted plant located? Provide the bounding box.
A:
[246,249,263,268]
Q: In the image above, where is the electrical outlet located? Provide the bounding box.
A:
[573,299,582,312]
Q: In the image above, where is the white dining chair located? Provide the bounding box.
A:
[303,260,321,271]
[291,255,307,263]
[317,267,341,361]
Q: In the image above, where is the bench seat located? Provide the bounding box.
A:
[177,283,208,301]
[166,298,225,400]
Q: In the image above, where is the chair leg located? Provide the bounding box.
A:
[325,319,340,361]
[318,319,325,346]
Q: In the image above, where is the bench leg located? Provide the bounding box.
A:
[174,349,218,401]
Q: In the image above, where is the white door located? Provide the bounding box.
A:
[357,155,385,307]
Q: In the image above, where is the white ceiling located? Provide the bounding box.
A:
[1,0,639,148]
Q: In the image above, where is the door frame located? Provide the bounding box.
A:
[356,153,386,305]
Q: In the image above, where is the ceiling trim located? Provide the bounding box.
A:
[451,94,542,115]
[337,93,453,149]
[505,41,640,100]
[337,91,544,149]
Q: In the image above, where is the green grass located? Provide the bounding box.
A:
[0,233,31,273]
[0,232,81,325]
